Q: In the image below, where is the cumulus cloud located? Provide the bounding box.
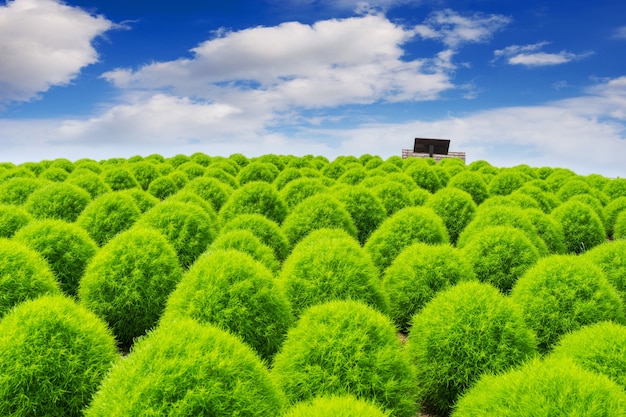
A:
[494,42,592,67]
[0,0,113,104]
[612,26,626,40]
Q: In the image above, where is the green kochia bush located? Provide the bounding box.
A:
[371,180,412,216]
[161,250,293,361]
[605,196,626,237]
[523,208,566,254]
[382,243,476,332]
[452,357,626,416]
[85,318,285,416]
[551,200,605,253]
[283,395,390,417]
[14,219,97,296]
[0,177,48,205]
[280,178,329,209]
[219,181,288,226]
[183,177,233,212]
[101,166,139,191]
[461,226,540,293]
[137,201,217,268]
[511,255,625,353]
[208,230,280,274]
[79,227,183,349]
[615,210,626,240]
[77,191,142,246]
[25,182,91,222]
[364,206,449,273]
[0,295,118,417]
[278,229,388,318]
[221,214,290,262]
[404,162,442,193]
[66,170,111,198]
[584,240,626,303]
[0,239,61,318]
[447,170,489,205]
[147,174,179,199]
[426,187,476,244]
[406,281,537,416]
[0,204,31,237]
[332,185,386,244]
[272,300,418,417]
[550,321,626,389]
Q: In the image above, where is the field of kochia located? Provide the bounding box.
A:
[1,152,626,416]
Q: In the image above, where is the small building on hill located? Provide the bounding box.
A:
[402,138,466,162]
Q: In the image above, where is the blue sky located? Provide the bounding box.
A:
[1,0,626,177]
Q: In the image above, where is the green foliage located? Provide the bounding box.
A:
[0,177,48,205]
[0,166,36,182]
[404,162,442,193]
[0,204,31,238]
[461,226,540,293]
[272,300,418,417]
[39,167,69,182]
[49,158,74,173]
[605,196,626,237]
[74,159,102,174]
[371,180,412,216]
[66,170,111,198]
[204,166,240,189]
[118,188,159,213]
[183,176,233,212]
[273,167,304,190]
[237,161,279,185]
[452,357,626,416]
[167,189,218,223]
[0,295,118,417]
[321,161,346,179]
[221,213,290,262]
[604,178,626,199]
[281,194,357,247]
[426,187,476,244]
[0,239,61,318]
[209,230,280,274]
[551,200,605,253]
[511,255,625,353]
[190,151,212,166]
[79,227,183,349]
[25,182,91,222]
[513,184,559,213]
[14,219,97,296]
[364,206,449,273]
[130,161,160,190]
[523,208,566,254]
[77,191,141,246]
[409,186,431,206]
[557,178,595,202]
[487,170,526,196]
[219,181,288,226]
[280,177,329,209]
[382,243,476,332]
[177,161,206,180]
[616,211,626,240]
[166,153,191,168]
[584,240,626,304]
[407,281,538,415]
[278,228,388,318]
[332,185,386,244]
[147,174,179,199]
[162,250,292,360]
[283,395,390,417]
[337,166,367,185]
[101,166,140,191]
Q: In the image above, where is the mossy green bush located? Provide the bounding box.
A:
[77,191,141,246]
[487,170,526,196]
[177,161,206,180]
[513,183,559,213]
[204,166,240,188]
[167,189,218,223]
[14,219,97,296]
[221,213,290,262]
[19,161,46,176]
[278,228,388,317]
[544,167,578,191]
[161,250,292,360]
[74,159,102,173]
[219,181,288,226]
[337,166,367,185]
[406,281,537,416]
[523,207,566,254]
[280,177,329,209]
[78,227,183,349]
[118,188,159,213]
[321,161,346,179]
[570,193,606,224]
[452,357,626,416]
[404,162,442,193]
[211,158,241,176]
[183,176,232,212]
[584,240,626,303]
[101,166,139,191]
[190,151,212,166]
[272,300,418,417]
[511,255,625,353]
[209,230,280,274]
[0,295,118,417]
[281,194,358,247]
[461,226,540,293]
[0,177,48,205]
[237,161,279,185]
[39,167,69,182]
[0,166,36,182]
[604,196,626,237]
[165,153,191,167]
[364,206,449,273]
[604,178,626,199]
[332,185,386,244]
[137,201,217,268]
[146,174,179,199]
[66,170,111,198]
[24,182,91,222]
[49,157,74,173]
[550,321,626,389]
[409,186,432,206]
[129,161,160,190]
[382,242,476,332]
[384,172,418,191]
[370,180,412,216]
[551,200,605,253]
[0,204,31,237]
[426,187,476,244]
[273,167,304,190]
[556,178,595,202]
[283,395,390,417]
[0,239,61,318]
[616,210,626,240]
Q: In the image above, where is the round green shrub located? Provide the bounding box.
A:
[545,168,578,192]
[404,162,442,193]
[461,226,540,293]
[283,395,390,417]
[204,166,239,189]
[278,228,388,317]
[39,167,69,182]
[24,182,91,222]
[77,191,141,246]
[382,243,476,332]
[406,281,537,416]
[221,213,290,262]
[0,166,36,182]
[523,208,566,254]
[74,159,102,174]
[0,177,49,205]
[14,219,97,296]
[551,200,605,253]
[209,230,280,274]
[183,176,232,212]
[511,255,625,353]
[604,178,626,199]
[86,318,285,415]
[66,171,111,198]
[281,193,357,247]
[219,181,288,226]
[337,166,367,185]
[78,227,183,349]
[487,170,526,196]
[605,196,626,237]
[136,201,217,268]
[570,193,606,224]
[147,174,179,199]
[513,184,559,213]
[408,186,431,205]
[0,239,61,318]
[101,166,140,191]
[273,167,304,190]
[129,161,160,190]
[255,154,287,171]
[165,153,191,167]
[144,153,165,164]
[280,177,329,209]
[237,161,279,185]
[177,161,206,180]
[0,204,31,238]
[167,189,218,223]
[332,185,386,244]
[617,211,626,240]
[19,161,46,176]
[118,188,159,213]
[0,295,118,417]
[211,158,241,176]
[426,187,476,244]
[190,151,212,166]
[161,250,292,360]
[364,206,449,273]
[49,157,74,173]
[321,161,346,179]
[385,172,419,191]
[452,357,626,416]
[272,300,418,417]
[584,240,626,303]
[557,178,595,202]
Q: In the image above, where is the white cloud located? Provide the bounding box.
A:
[494,42,592,67]
[612,26,626,40]
[0,0,113,104]
[414,9,510,48]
